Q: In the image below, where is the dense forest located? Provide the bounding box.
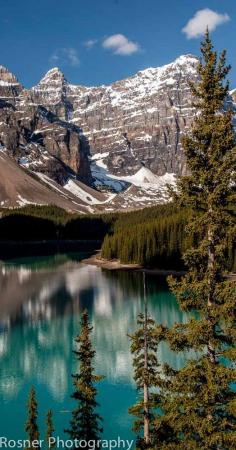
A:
[0,202,235,270]
[101,206,192,269]
[0,205,116,241]
[101,204,236,271]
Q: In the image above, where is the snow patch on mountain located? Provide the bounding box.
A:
[0,81,20,87]
[108,168,176,207]
[90,153,176,195]
[64,179,115,205]
[90,153,128,192]
[89,153,176,208]
[113,167,175,187]
[17,195,35,207]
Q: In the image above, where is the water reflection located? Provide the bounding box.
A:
[0,255,191,408]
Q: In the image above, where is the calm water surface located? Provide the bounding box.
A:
[0,253,189,443]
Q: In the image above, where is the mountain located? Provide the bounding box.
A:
[0,152,99,213]
[0,65,23,101]
[0,57,235,212]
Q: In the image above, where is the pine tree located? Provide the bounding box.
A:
[45,410,55,450]
[25,387,40,450]
[161,31,236,449]
[65,310,103,449]
[129,273,165,449]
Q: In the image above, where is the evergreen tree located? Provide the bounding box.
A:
[45,410,55,450]
[161,31,236,449]
[129,273,165,449]
[25,387,40,450]
[65,310,103,449]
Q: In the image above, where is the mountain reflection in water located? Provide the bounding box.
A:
[0,253,191,440]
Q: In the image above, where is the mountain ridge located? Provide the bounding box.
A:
[0,55,235,212]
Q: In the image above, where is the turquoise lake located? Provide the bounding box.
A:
[0,253,190,445]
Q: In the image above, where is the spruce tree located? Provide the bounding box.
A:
[129,273,165,449]
[160,31,236,449]
[65,310,103,449]
[25,387,40,450]
[45,410,55,450]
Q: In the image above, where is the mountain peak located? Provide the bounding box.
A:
[174,54,198,63]
[138,54,198,78]
[0,65,22,87]
[45,67,64,76]
[170,53,199,71]
[38,67,67,86]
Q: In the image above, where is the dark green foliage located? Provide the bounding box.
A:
[0,199,235,270]
[0,214,57,241]
[25,387,40,450]
[113,204,179,231]
[0,204,116,242]
[65,310,103,448]
[102,207,236,271]
[102,209,191,269]
[129,307,165,448]
[159,32,236,449]
[62,215,115,240]
[45,410,55,450]
[1,204,70,223]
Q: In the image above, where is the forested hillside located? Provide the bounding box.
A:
[0,203,235,270]
[101,206,188,269]
[101,204,236,270]
[0,205,116,241]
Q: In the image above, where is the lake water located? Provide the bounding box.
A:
[0,253,189,445]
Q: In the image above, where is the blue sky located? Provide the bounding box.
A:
[0,0,235,88]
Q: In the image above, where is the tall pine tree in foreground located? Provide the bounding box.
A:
[25,387,40,450]
[45,410,55,450]
[129,273,165,449]
[65,310,103,449]
[160,31,236,449]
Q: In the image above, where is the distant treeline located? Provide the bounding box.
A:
[0,205,116,241]
[0,204,235,270]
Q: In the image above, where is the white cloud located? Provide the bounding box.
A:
[102,34,140,55]
[50,48,80,67]
[182,8,230,39]
[84,39,98,49]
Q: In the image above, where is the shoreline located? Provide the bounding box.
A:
[0,239,100,260]
[82,252,236,279]
[81,252,186,276]
[0,243,235,279]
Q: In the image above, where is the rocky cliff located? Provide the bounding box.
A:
[0,57,235,211]
[27,55,199,181]
[0,66,91,186]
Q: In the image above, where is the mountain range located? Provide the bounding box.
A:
[0,56,235,213]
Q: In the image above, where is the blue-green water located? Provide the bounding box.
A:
[0,254,189,443]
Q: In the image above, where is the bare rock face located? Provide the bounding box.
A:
[0,66,23,102]
[0,67,91,185]
[0,58,235,211]
[67,55,199,177]
[30,68,74,121]
[27,56,199,178]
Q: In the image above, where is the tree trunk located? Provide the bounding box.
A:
[207,217,216,365]
[143,382,149,444]
[143,272,150,444]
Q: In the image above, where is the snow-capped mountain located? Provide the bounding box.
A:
[0,56,235,212]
